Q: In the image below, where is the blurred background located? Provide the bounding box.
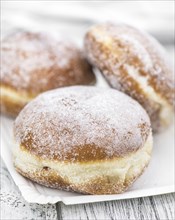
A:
[1,0,175,64]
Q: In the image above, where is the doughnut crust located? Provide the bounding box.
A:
[0,32,95,117]
[84,23,174,132]
[14,86,152,194]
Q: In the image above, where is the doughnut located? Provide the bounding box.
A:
[84,23,174,132]
[0,31,95,117]
[13,86,152,195]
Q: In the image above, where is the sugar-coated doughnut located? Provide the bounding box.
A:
[84,23,174,132]
[0,31,95,117]
[14,86,152,195]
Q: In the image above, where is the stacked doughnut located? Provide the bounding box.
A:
[0,31,95,116]
[84,23,174,132]
[1,23,173,195]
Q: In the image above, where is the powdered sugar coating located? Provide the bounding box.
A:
[14,86,151,162]
[1,32,95,95]
[84,22,174,106]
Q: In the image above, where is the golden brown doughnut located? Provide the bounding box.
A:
[84,23,174,132]
[14,86,152,195]
[0,31,95,117]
